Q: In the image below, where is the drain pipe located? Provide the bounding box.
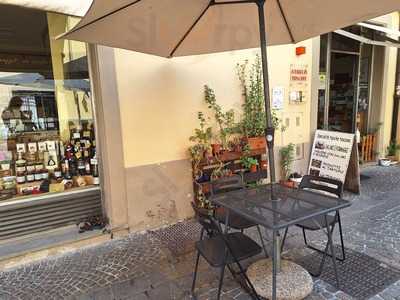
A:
[391,17,400,142]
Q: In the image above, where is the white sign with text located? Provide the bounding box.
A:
[308,130,355,183]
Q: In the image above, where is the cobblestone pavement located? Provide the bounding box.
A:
[0,165,400,300]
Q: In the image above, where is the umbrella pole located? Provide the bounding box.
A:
[256,0,277,191]
[256,5,282,299]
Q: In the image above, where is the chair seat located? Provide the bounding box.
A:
[195,232,262,268]
[296,214,337,231]
[215,210,257,230]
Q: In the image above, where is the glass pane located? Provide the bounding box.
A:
[0,5,99,202]
[357,44,373,135]
[332,26,360,53]
[328,53,358,133]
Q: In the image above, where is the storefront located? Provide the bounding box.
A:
[0,2,397,257]
[316,20,400,162]
[0,4,102,240]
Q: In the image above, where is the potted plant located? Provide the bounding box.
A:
[189,111,213,159]
[240,145,259,173]
[241,156,259,173]
[204,85,239,152]
[279,143,295,187]
[236,55,284,150]
[386,140,400,161]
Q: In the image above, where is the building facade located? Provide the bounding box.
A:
[0,2,398,249]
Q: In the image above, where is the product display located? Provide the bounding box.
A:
[0,122,99,201]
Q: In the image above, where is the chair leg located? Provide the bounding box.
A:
[338,214,346,261]
[303,222,345,262]
[191,250,201,296]
[281,227,289,253]
[302,227,308,246]
[217,265,226,300]
[256,225,269,258]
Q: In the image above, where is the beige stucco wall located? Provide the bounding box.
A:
[113,41,314,231]
[101,13,398,232]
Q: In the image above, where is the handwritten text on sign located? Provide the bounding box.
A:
[308,130,354,183]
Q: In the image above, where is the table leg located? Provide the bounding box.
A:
[272,230,281,300]
[223,209,230,234]
[325,213,340,288]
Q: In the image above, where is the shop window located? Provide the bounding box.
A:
[0,5,99,202]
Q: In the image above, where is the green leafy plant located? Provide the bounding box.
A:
[280,143,295,180]
[236,55,284,137]
[189,112,213,179]
[204,85,238,149]
[386,140,400,157]
[241,156,259,170]
[240,144,259,170]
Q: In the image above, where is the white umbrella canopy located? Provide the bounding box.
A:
[61,3,400,298]
[62,0,400,57]
[60,0,400,191]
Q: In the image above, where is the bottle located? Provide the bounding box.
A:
[91,149,99,185]
[47,154,56,168]
[84,159,91,175]
[15,152,26,175]
[63,159,72,180]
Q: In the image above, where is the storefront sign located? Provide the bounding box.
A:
[308,130,354,183]
[272,86,284,110]
[289,64,308,103]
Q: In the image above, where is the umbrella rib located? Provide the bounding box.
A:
[169,1,213,57]
[66,0,143,36]
[276,0,294,43]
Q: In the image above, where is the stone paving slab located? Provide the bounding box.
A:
[0,165,400,300]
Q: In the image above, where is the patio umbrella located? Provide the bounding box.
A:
[60,0,400,187]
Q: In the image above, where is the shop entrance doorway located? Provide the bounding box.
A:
[328,52,359,133]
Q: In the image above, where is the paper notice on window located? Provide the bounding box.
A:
[272,86,284,110]
[308,130,354,183]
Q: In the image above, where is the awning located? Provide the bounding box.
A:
[334,22,400,48]
[0,0,92,17]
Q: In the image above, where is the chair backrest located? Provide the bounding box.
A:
[299,175,343,198]
[210,174,244,196]
[191,202,221,235]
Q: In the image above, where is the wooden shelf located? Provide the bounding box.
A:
[198,148,266,167]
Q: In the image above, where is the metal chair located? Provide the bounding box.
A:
[281,175,346,286]
[210,175,269,258]
[191,202,261,300]
[282,175,345,259]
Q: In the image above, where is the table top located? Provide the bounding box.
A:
[210,183,351,230]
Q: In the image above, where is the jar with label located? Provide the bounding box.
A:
[26,171,34,183]
[35,163,44,172]
[16,172,26,184]
[41,169,49,180]
[26,162,35,173]
[53,168,62,179]
[34,170,42,181]
[3,176,16,190]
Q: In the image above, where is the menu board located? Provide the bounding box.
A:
[308,130,355,183]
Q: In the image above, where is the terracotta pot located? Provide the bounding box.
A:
[280,180,295,188]
[250,164,258,173]
[211,144,222,156]
[245,136,266,150]
[260,160,268,170]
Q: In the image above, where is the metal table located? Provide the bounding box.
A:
[211,183,351,300]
